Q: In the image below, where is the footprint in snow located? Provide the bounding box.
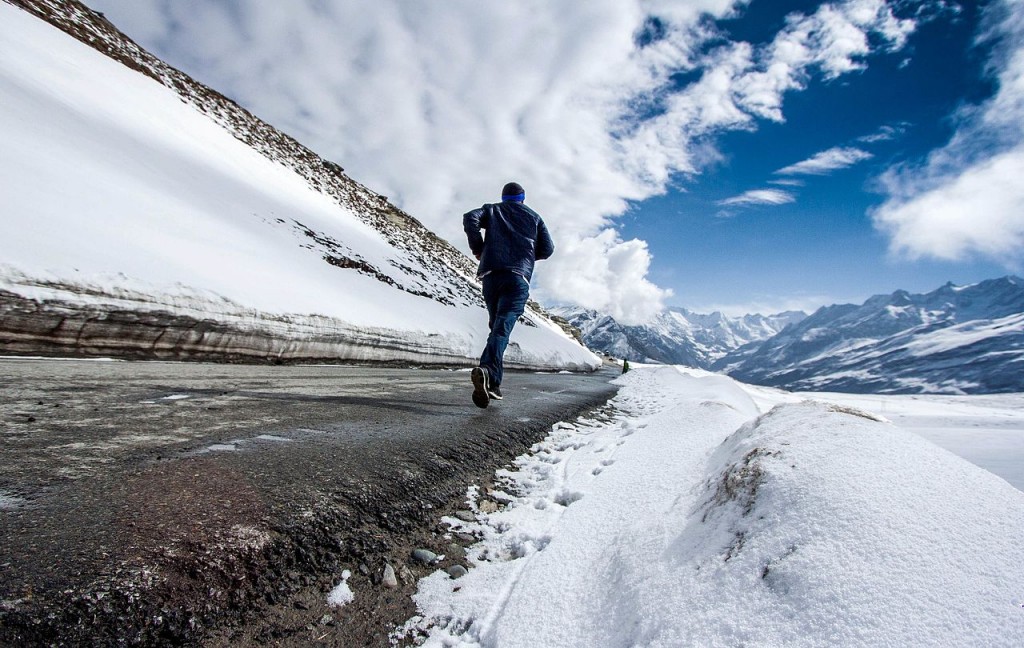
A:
[554,490,584,507]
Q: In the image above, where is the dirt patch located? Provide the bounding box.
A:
[0,435,561,646]
[701,447,781,523]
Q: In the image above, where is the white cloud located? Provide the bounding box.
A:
[539,230,671,326]
[874,147,1024,265]
[776,146,874,175]
[718,188,797,206]
[858,123,907,143]
[88,0,918,321]
[872,0,1024,267]
[692,294,839,318]
[812,0,915,78]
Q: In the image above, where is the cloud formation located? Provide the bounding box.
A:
[872,0,1024,268]
[719,188,797,206]
[90,0,918,323]
[776,146,874,175]
[858,123,907,143]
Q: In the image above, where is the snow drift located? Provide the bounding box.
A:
[403,366,1024,646]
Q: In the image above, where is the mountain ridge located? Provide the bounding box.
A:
[716,275,1024,394]
[560,276,1023,394]
[551,305,806,367]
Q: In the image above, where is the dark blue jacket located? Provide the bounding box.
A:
[464,201,554,281]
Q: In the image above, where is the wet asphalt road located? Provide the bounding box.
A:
[0,358,618,645]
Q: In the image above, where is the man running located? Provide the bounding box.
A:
[463,182,554,408]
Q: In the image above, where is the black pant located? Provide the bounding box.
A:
[479,271,530,387]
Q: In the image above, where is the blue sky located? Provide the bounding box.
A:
[87,0,1024,321]
[624,0,1013,313]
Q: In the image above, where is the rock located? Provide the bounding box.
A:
[294,600,310,610]
[318,614,334,626]
[447,565,468,579]
[381,563,398,589]
[455,533,475,543]
[399,565,415,584]
[478,500,500,514]
[454,509,476,522]
[411,549,438,564]
[358,563,370,576]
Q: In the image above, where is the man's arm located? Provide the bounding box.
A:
[535,218,554,260]
[463,207,488,258]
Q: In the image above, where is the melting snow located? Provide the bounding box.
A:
[327,570,354,608]
[253,434,292,443]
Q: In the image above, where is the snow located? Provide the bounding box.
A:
[401,366,1024,646]
[201,444,238,453]
[787,390,1024,492]
[327,570,354,608]
[0,4,598,372]
[253,434,293,443]
[903,313,1024,357]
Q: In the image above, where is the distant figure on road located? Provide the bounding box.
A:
[463,182,554,409]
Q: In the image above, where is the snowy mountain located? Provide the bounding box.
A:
[551,306,805,367]
[0,0,598,370]
[715,276,1024,394]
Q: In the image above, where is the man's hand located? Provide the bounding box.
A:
[475,253,481,260]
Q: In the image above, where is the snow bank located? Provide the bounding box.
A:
[0,268,597,370]
[680,401,1024,645]
[403,366,1024,646]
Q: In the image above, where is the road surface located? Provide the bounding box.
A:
[0,358,619,646]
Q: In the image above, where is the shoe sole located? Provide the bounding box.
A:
[488,391,503,400]
[471,367,490,409]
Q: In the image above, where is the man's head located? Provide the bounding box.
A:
[501,182,525,203]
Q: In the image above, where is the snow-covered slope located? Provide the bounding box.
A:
[716,277,1024,394]
[0,0,598,370]
[551,306,805,367]
[403,366,1024,646]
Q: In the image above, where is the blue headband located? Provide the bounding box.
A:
[502,193,525,202]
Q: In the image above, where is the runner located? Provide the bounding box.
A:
[463,182,554,408]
